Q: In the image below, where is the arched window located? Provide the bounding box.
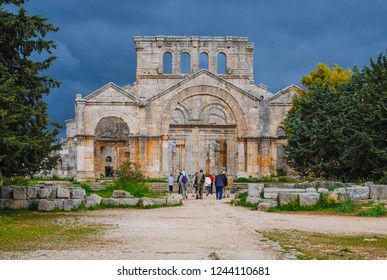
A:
[163,52,172,74]
[199,52,208,70]
[217,52,226,74]
[181,52,190,74]
[106,156,112,162]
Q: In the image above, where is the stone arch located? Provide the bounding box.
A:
[95,116,130,141]
[88,110,139,136]
[161,85,248,136]
[200,102,235,124]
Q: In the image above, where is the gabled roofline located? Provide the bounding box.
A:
[148,69,259,102]
[268,84,302,102]
[83,82,140,102]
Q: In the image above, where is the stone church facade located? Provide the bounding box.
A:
[57,36,299,181]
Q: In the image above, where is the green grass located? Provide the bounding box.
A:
[358,204,387,217]
[267,194,358,214]
[230,192,260,210]
[259,229,387,260]
[0,211,107,252]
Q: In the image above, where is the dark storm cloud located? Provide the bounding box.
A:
[18,0,387,137]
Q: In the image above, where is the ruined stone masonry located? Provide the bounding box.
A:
[56,36,300,181]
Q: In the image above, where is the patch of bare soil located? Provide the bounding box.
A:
[2,193,387,260]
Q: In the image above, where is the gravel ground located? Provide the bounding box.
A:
[2,193,387,260]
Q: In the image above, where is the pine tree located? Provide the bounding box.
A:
[0,0,61,178]
[285,53,387,182]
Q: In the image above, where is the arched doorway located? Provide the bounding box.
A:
[94,116,130,178]
[167,94,237,175]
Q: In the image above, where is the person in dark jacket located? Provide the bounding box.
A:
[214,171,225,200]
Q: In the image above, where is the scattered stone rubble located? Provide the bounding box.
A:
[245,182,387,211]
[0,184,181,211]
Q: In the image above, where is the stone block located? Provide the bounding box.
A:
[119,198,140,206]
[247,183,264,197]
[152,198,167,205]
[101,198,120,206]
[49,186,59,198]
[38,199,56,211]
[1,187,14,199]
[278,192,299,206]
[0,199,11,209]
[54,199,64,210]
[13,187,27,200]
[139,197,155,207]
[370,184,387,200]
[70,188,86,199]
[258,201,277,212]
[27,187,38,199]
[346,186,370,200]
[264,188,305,199]
[37,187,52,199]
[306,187,317,193]
[84,194,102,208]
[167,198,181,205]
[318,188,329,193]
[56,187,70,199]
[299,193,320,206]
[112,190,132,198]
[9,199,29,209]
[63,199,83,211]
[246,197,261,204]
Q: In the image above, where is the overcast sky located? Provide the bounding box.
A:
[13,0,387,137]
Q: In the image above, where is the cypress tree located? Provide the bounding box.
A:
[0,0,61,178]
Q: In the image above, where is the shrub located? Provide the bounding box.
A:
[28,200,39,211]
[358,204,387,217]
[335,197,357,213]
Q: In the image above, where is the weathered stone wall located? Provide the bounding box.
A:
[0,185,86,211]
[0,185,181,211]
[245,182,387,211]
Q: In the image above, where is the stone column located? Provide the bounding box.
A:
[260,138,271,177]
[237,138,247,177]
[76,135,95,181]
[270,140,278,175]
[192,127,200,172]
[247,138,260,177]
[139,136,147,173]
[161,135,169,175]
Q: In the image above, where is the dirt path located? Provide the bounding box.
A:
[4,193,387,260]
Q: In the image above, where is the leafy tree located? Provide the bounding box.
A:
[300,63,351,93]
[0,0,61,177]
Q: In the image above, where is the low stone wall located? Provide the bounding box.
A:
[245,182,387,211]
[0,185,181,211]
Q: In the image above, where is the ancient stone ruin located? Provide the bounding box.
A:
[55,36,299,181]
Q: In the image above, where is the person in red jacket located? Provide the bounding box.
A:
[208,173,215,195]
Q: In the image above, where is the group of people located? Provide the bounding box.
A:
[167,170,230,200]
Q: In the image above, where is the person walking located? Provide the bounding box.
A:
[209,173,215,195]
[205,174,212,196]
[191,172,198,197]
[167,173,174,194]
[178,171,189,199]
[221,170,228,198]
[196,169,205,199]
[214,170,225,200]
[177,172,182,194]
